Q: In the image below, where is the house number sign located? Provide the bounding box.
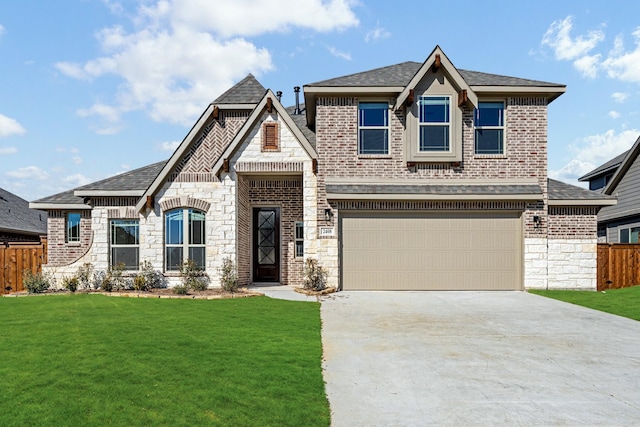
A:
[319,227,335,237]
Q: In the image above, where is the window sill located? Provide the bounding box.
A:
[474,154,508,159]
[66,242,82,247]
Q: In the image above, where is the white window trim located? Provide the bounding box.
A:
[110,219,140,270]
[418,95,451,153]
[474,100,506,156]
[66,212,81,243]
[357,101,390,156]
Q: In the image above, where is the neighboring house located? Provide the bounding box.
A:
[579,135,640,243]
[0,187,47,243]
[31,46,615,291]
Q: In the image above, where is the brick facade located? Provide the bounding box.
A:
[46,210,92,266]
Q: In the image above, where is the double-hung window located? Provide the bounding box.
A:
[165,209,206,271]
[110,220,139,270]
[620,227,640,243]
[475,101,505,155]
[66,212,81,243]
[358,102,389,155]
[418,96,450,151]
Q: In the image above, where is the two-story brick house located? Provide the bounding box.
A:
[31,46,614,290]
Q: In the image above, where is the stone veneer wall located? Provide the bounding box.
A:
[546,206,599,290]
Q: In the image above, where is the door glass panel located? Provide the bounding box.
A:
[257,211,276,266]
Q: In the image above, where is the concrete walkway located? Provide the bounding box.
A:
[321,291,640,426]
[247,284,319,302]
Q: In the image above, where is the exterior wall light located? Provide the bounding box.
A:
[324,208,334,223]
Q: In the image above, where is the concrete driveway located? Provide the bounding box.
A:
[321,291,640,426]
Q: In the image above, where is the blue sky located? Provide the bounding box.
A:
[1,0,640,201]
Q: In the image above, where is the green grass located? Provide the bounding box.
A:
[0,295,330,426]
[530,286,640,321]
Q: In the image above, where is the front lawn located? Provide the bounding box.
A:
[0,295,329,426]
[530,286,640,321]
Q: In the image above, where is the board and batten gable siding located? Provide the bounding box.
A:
[599,152,640,242]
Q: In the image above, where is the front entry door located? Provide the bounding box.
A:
[253,207,280,282]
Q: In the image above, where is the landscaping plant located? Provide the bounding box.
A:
[219,256,239,292]
[22,269,51,294]
[177,259,209,293]
[61,276,79,293]
[303,258,327,291]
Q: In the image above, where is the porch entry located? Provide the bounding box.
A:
[253,207,280,282]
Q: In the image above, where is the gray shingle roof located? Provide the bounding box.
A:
[213,74,267,104]
[326,183,542,196]
[307,61,564,88]
[286,104,316,149]
[0,187,47,235]
[75,161,166,192]
[578,150,627,181]
[547,178,615,201]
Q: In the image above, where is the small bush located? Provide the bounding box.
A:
[62,276,79,293]
[92,270,107,290]
[172,284,189,295]
[219,257,238,292]
[303,258,327,292]
[134,261,164,291]
[23,270,51,294]
[76,263,93,290]
[179,259,209,292]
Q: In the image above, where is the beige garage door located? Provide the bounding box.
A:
[341,212,523,290]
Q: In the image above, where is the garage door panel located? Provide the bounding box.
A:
[341,212,522,291]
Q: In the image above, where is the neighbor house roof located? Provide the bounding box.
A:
[0,187,47,236]
[547,178,616,206]
[578,150,628,182]
[30,161,167,209]
[213,74,266,105]
[603,135,640,195]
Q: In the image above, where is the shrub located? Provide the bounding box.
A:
[133,261,163,291]
[106,263,132,291]
[76,263,93,290]
[23,269,51,294]
[62,276,79,293]
[219,257,238,292]
[179,259,209,292]
[92,270,107,291]
[172,284,189,295]
[303,258,327,292]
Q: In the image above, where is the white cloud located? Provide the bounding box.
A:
[541,16,604,78]
[608,111,621,119]
[365,25,391,43]
[63,173,92,187]
[72,155,83,165]
[159,140,180,151]
[56,0,359,127]
[611,92,629,103]
[326,45,351,61]
[602,29,640,83]
[6,166,49,180]
[0,24,4,37]
[0,114,26,138]
[0,146,17,155]
[551,129,639,182]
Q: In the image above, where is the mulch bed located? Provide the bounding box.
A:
[4,288,264,300]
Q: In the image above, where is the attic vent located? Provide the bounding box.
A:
[262,122,279,152]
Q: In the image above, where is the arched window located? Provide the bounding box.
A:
[165,209,206,271]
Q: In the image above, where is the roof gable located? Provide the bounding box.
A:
[213,74,266,105]
[579,150,627,182]
[212,89,317,175]
[604,134,640,195]
[396,46,477,109]
[547,178,616,206]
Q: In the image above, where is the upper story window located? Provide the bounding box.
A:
[165,209,206,271]
[418,96,450,152]
[475,101,505,155]
[110,219,139,270]
[620,227,639,243]
[66,212,81,243]
[358,102,389,155]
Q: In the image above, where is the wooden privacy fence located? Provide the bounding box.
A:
[597,243,640,291]
[0,240,47,294]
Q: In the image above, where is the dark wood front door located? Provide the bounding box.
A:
[253,207,280,282]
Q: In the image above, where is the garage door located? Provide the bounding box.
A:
[341,212,522,290]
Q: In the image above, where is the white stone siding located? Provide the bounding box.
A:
[547,238,597,290]
[524,237,548,290]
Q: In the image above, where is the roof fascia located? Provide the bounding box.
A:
[29,203,90,210]
[212,89,317,175]
[396,46,478,110]
[74,190,144,197]
[326,193,543,201]
[604,135,640,195]
[216,103,257,110]
[135,104,214,211]
[472,85,566,103]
